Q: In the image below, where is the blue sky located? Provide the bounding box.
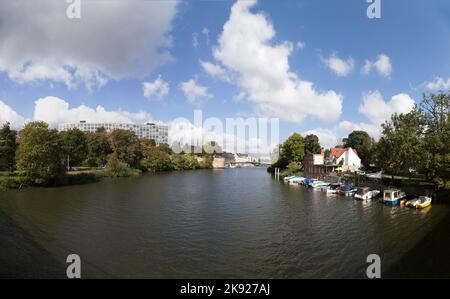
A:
[0,0,449,150]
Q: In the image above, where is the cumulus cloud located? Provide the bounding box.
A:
[425,76,450,90]
[0,0,178,90]
[142,75,170,100]
[179,79,213,106]
[192,32,199,48]
[321,54,354,77]
[0,101,25,129]
[207,0,342,123]
[200,60,232,82]
[304,128,340,149]
[362,54,392,77]
[358,90,415,125]
[33,96,151,128]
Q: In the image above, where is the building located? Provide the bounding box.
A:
[59,121,168,145]
[330,147,361,171]
[304,153,327,178]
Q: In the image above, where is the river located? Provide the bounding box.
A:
[0,168,449,278]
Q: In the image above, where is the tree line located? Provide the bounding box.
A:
[0,121,215,187]
[269,92,449,189]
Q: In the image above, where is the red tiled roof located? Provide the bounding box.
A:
[331,147,348,159]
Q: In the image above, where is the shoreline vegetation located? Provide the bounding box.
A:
[0,121,222,192]
[268,92,449,199]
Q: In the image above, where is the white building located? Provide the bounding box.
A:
[330,147,361,171]
[59,121,168,145]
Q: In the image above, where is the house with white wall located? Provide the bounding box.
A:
[330,147,361,171]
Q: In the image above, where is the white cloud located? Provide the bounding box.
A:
[179,79,213,106]
[337,120,381,140]
[425,76,450,90]
[142,75,170,101]
[33,96,151,128]
[296,41,305,49]
[321,54,354,77]
[202,27,210,46]
[200,60,232,82]
[0,1,178,90]
[0,101,25,129]
[359,90,415,125]
[362,54,392,77]
[209,0,342,123]
[304,128,340,149]
[192,32,199,48]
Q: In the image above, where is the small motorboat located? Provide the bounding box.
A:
[283,175,296,183]
[302,178,315,187]
[339,184,357,197]
[288,176,305,185]
[354,187,380,200]
[382,189,406,206]
[321,182,341,194]
[415,196,432,209]
[311,181,329,189]
[405,198,421,207]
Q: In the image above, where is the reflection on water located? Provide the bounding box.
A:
[0,168,448,278]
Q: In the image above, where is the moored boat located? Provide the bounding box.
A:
[382,189,406,206]
[321,182,341,194]
[310,181,329,189]
[339,184,357,197]
[415,196,432,209]
[405,198,421,207]
[354,187,380,200]
[288,176,305,185]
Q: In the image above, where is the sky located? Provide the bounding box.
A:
[0,0,449,152]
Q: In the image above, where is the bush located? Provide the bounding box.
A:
[106,155,137,177]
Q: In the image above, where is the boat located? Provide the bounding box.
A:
[382,189,406,206]
[288,176,305,185]
[283,175,296,183]
[414,196,432,209]
[302,178,315,186]
[321,182,341,194]
[405,198,421,207]
[339,184,357,197]
[310,181,329,189]
[354,187,380,200]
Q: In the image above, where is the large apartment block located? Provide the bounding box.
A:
[59,121,169,145]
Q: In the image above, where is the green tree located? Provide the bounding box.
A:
[304,134,321,155]
[376,109,424,180]
[343,130,375,168]
[110,129,141,168]
[85,130,112,167]
[16,121,65,185]
[141,147,172,172]
[419,92,450,187]
[0,122,17,172]
[280,133,305,163]
[59,128,88,169]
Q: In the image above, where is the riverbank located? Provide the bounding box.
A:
[0,210,66,278]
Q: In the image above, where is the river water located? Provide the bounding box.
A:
[0,168,448,278]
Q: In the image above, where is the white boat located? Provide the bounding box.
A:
[339,184,357,197]
[382,189,406,206]
[354,187,380,200]
[310,181,329,189]
[321,183,341,194]
[288,176,305,185]
[283,175,296,183]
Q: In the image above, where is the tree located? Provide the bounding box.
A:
[110,129,141,168]
[304,134,321,155]
[343,130,375,168]
[0,122,17,172]
[280,133,305,164]
[141,147,172,172]
[376,109,424,180]
[59,128,88,169]
[16,121,65,185]
[418,92,450,187]
[85,130,112,167]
